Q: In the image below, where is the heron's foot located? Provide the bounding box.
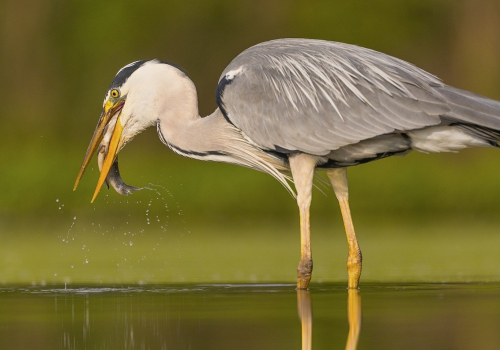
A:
[297,259,313,290]
[347,250,362,289]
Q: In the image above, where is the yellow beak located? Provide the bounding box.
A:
[74,100,125,203]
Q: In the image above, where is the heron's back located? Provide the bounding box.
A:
[216,38,500,166]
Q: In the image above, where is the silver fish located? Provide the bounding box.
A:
[98,145,142,195]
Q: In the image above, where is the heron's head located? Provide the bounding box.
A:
[73,59,192,202]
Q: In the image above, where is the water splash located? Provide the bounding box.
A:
[55,181,189,283]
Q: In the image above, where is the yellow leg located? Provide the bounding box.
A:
[326,168,362,289]
[297,290,312,350]
[289,154,317,290]
[345,289,362,350]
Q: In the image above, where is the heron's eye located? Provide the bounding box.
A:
[110,89,120,99]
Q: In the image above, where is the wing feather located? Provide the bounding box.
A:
[216,39,500,155]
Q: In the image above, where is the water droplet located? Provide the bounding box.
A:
[56,199,59,202]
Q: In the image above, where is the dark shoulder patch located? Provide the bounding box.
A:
[215,75,235,126]
[109,60,150,90]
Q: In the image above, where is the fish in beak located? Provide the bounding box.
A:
[74,99,141,202]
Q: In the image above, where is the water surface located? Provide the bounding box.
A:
[1,283,499,349]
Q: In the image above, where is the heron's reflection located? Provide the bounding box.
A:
[345,289,362,350]
[297,290,313,350]
[297,288,362,350]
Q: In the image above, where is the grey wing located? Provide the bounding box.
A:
[216,39,500,155]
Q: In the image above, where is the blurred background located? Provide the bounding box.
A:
[1,0,500,285]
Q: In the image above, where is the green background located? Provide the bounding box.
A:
[1,0,500,285]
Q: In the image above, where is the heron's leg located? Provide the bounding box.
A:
[326,168,362,289]
[289,154,317,290]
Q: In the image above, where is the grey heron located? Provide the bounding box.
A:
[74,38,500,289]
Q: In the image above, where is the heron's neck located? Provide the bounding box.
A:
[157,106,237,159]
[155,79,291,191]
[152,71,239,158]
[153,75,223,156]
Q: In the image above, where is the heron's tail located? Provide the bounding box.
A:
[451,123,500,147]
[440,84,500,123]
[437,85,500,147]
